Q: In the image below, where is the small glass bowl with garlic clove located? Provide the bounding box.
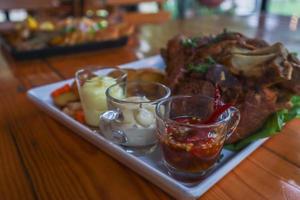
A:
[99,81,171,156]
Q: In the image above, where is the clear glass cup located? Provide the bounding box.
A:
[155,95,240,183]
[99,81,171,156]
[75,67,127,127]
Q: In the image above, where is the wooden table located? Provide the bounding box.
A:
[1,13,300,200]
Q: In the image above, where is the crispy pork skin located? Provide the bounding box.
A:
[161,31,300,144]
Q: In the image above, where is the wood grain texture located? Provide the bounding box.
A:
[263,119,300,167]
[0,53,37,200]
[45,46,137,79]
[123,11,171,25]
[0,95,36,200]
[0,14,300,200]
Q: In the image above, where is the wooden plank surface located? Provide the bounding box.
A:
[0,121,36,200]
[0,14,300,200]
[123,11,171,25]
[0,53,36,200]
[45,46,137,79]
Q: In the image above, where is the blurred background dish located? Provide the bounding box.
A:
[1,0,299,22]
[1,0,299,59]
[2,16,134,50]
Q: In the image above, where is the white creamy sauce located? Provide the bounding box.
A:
[80,76,123,126]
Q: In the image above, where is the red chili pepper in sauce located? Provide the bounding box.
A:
[203,84,232,124]
[186,129,209,143]
[190,138,221,158]
[202,103,232,124]
[161,87,231,170]
[214,84,222,109]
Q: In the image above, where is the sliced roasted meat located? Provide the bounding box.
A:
[281,55,300,95]
[205,65,242,103]
[244,37,269,48]
[161,35,187,89]
[222,43,293,82]
[227,88,289,143]
[161,31,300,144]
[174,79,215,97]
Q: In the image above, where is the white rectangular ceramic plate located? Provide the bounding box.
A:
[27,55,268,200]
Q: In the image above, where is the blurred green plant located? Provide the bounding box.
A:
[269,0,300,16]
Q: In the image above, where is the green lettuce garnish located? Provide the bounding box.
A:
[187,57,216,73]
[225,96,300,151]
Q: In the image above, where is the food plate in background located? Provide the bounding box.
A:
[27,55,268,200]
[0,16,134,60]
[0,36,128,60]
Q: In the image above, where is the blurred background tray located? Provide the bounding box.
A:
[0,35,128,60]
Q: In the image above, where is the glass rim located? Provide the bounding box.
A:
[106,80,171,104]
[75,66,127,83]
[155,95,235,128]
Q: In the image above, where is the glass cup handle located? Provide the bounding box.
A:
[225,107,241,139]
[99,110,128,144]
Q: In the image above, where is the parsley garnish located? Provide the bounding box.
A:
[187,56,216,73]
[187,63,211,73]
[182,38,198,48]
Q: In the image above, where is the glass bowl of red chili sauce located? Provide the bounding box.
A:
[155,95,240,183]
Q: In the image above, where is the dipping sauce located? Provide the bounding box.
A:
[80,76,123,126]
[113,96,157,147]
[159,116,224,172]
